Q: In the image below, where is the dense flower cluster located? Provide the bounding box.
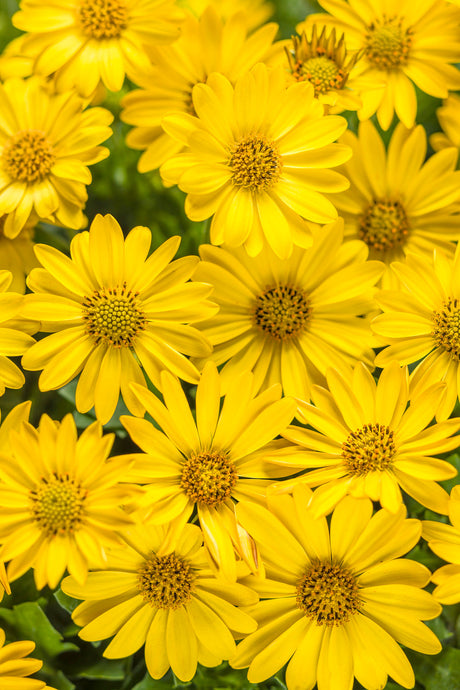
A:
[0,1,459,689]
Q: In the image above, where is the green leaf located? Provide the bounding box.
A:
[0,601,78,659]
[76,658,128,680]
[413,647,460,690]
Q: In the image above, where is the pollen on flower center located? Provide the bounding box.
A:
[296,560,361,625]
[137,552,195,609]
[30,475,86,536]
[253,285,311,340]
[180,451,238,507]
[342,423,396,475]
[82,284,146,348]
[2,130,55,183]
[77,0,128,39]
[359,199,410,252]
[229,135,282,191]
[294,56,345,95]
[432,298,460,361]
[364,16,413,69]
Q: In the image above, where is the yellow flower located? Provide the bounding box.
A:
[179,0,274,30]
[121,362,296,581]
[0,218,38,293]
[430,93,460,152]
[160,63,351,259]
[0,36,34,81]
[372,246,460,420]
[62,518,258,682]
[308,0,460,129]
[281,362,459,516]
[21,213,216,424]
[231,488,442,690]
[271,24,373,113]
[423,485,460,604]
[0,627,51,690]
[121,6,278,172]
[330,120,460,285]
[0,77,113,238]
[0,413,137,590]
[0,270,35,396]
[193,219,383,401]
[12,0,183,97]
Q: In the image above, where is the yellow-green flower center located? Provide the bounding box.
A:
[294,56,345,95]
[342,423,396,475]
[364,16,412,70]
[82,285,146,347]
[30,475,86,537]
[432,298,460,361]
[137,552,195,609]
[2,130,55,183]
[296,561,361,625]
[359,199,410,253]
[78,0,128,39]
[180,451,237,507]
[229,135,282,191]
[253,285,311,340]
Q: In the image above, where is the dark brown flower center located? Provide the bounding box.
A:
[78,0,128,39]
[137,553,195,609]
[30,474,86,536]
[229,135,282,191]
[432,298,460,361]
[359,199,410,253]
[296,561,361,625]
[3,130,55,183]
[82,284,146,348]
[364,16,412,70]
[253,285,311,340]
[342,423,396,475]
[180,451,238,507]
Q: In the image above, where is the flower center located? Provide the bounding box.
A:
[30,475,86,537]
[359,199,410,253]
[82,285,146,348]
[296,561,361,625]
[229,135,282,191]
[180,451,238,507]
[77,0,128,39]
[294,56,345,95]
[342,423,396,476]
[253,285,311,341]
[432,298,460,361]
[364,16,412,70]
[2,131,55,183]
[137,552,195,609]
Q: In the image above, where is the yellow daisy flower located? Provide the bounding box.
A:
[308,0,460,129]
[61,518,258,683]
[231,487,442,690]
[372,246,460,420]
[0,270,35,396]
[192,219,383,401]
[0,218,38,294]
[12,0,183,98]
[0,413,137,590]
[121,6,278,172]
[430,93,460,153]
[0,627,51,690]
[270,24,374,114]
[423,485,460,604]
[121,362,297,581]
[21,213,216,424]
[281,362,459,516]
[160,63,351,259]
[330,120,460,285]
[0,77,113,239]
[179,0,274,30]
